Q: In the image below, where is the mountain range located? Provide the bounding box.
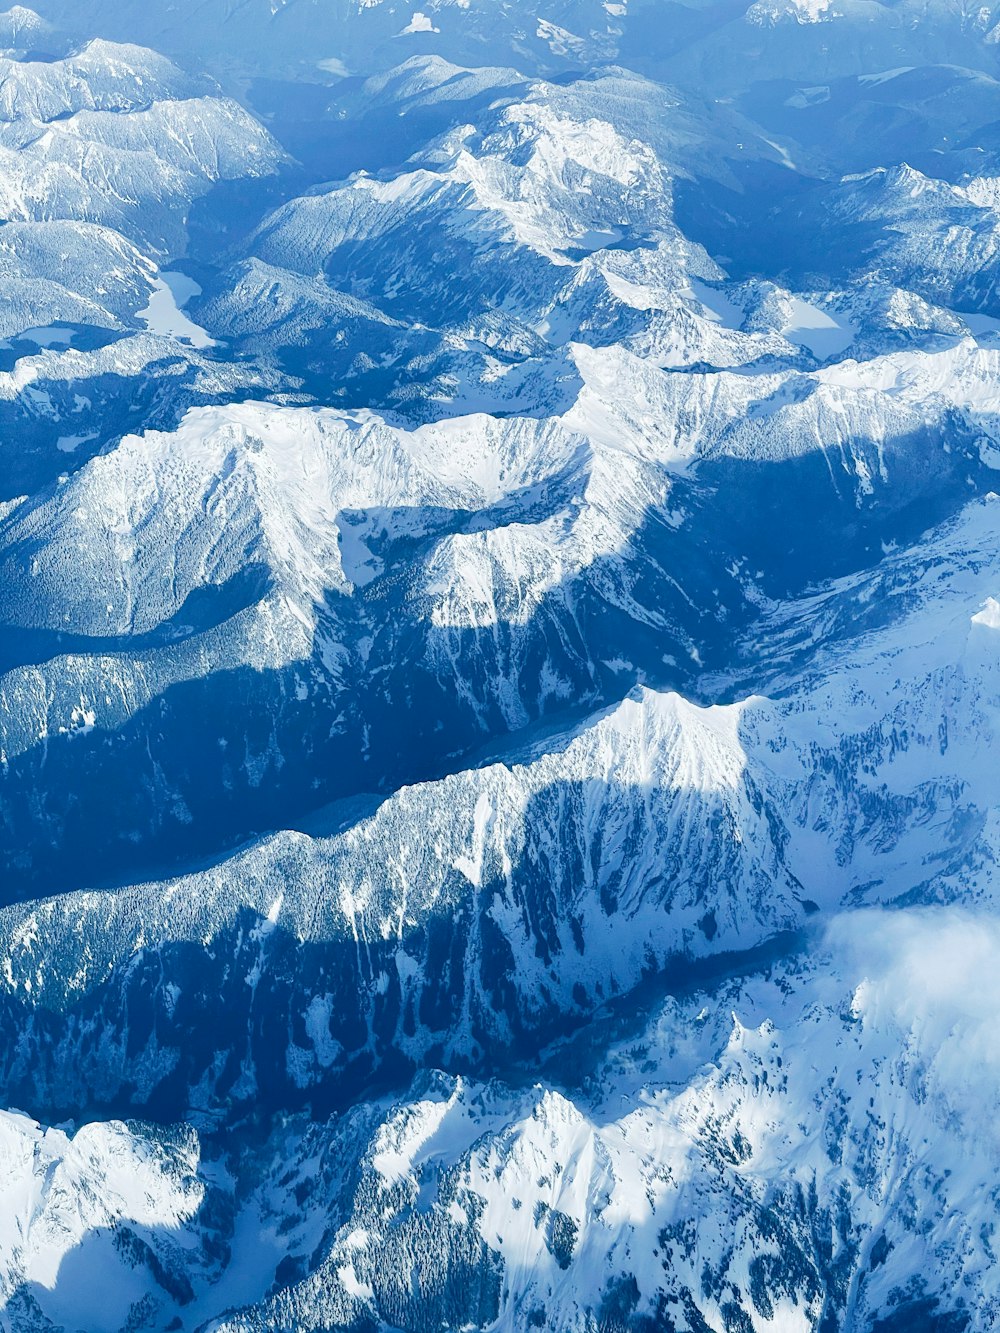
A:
[0,1,998,1329]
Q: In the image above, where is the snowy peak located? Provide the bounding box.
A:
[249,91,707,330]
[0,26,282,251]
[0,1108,205,1330]
[0,38,203,122]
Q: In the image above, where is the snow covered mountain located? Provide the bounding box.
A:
[0,2,999,1331]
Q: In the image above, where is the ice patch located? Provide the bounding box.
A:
[305,994,342,1068]
[763,137,800,171]
[138,271,215,349]
[17,326,74,348]
[783,297,855,358]
[65,705,96,736]
[401,11,438,32]
[858,67,915,86]
[960,311,1000,338]
[688,278,743,329]
[785,85,830,108]
[787,0,832,18]
[452,793,494,887]
[972,597,1000,630]
[56,431,98,454]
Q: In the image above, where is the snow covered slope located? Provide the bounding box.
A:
[0,38,281,251]
[0,484,997,1132]
[2,907,998,1332]
[0,1111,206,1332]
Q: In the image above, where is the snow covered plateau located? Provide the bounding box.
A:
[0,0,999,1330]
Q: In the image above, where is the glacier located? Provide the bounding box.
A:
[0,1,998,1330]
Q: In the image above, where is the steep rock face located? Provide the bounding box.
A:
[4,908,994,1333]
[0,684,805,1119]
[3,314,997,896]
[213,908,1000,1332]
[743,164,1000,314]
[0,485,996,1126]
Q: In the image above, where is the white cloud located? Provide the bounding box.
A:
[828,907,1000,1139]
